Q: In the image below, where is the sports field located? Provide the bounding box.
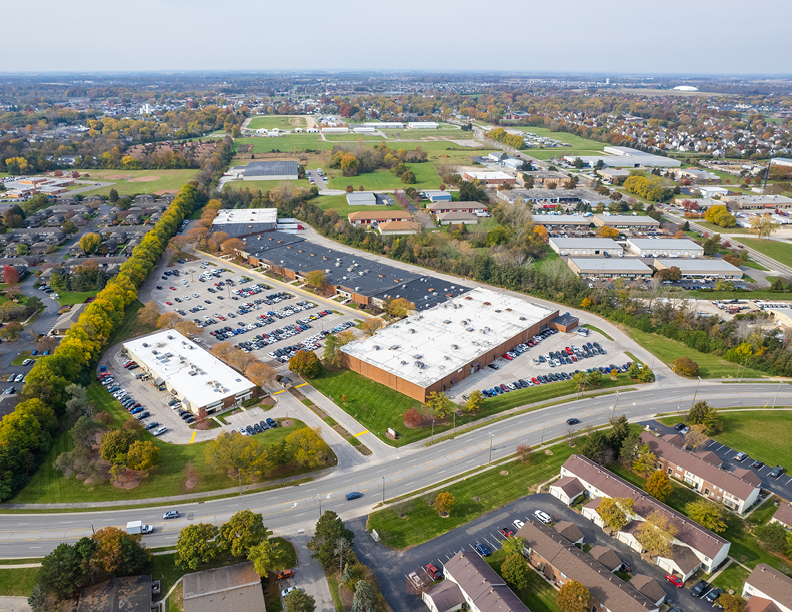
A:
[76,169,199,196]
[246,115,308,131]
[234,135,333,153]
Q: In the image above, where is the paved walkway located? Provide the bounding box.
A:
[0,597,30,612]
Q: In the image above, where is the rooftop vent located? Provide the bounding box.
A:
[520,316,527,321]
[142,342,148,347]
[483,302,491,306]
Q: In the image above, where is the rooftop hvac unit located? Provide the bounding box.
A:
[359,271,364,276]
[412,354,422,359]
[444,355,451,361]
[167,335,174,340]
[401,360,408,365]
[451,344,459,350]
[373,345,380,350]
[520,316,527,321]
[409,328,416,333]
[142,342,148,347]
[152,350,158,354]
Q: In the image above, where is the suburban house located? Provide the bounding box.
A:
[422,549,529,612]
[426,201,488,215]
[742,563,792,612]
[515,520,663,612]
[550,454,731,580]
[639,431,761,514]
[771,503,792,531]
[182,562,264,612]
[347,211,413,227]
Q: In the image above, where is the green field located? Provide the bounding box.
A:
[626,327,768,379]
[223,178,313,192]
[326,163,441,191]
[247,116,308,131]
[57,289,99,306]
[659,409,792,469]
[314,194,396,217]
[324,134,386,141]
[234,136,333,153]
[486,549,560,612]
[0,566,38,596]
[11,382,335,504]
[739,238,792,269]
[367,441,575,549]
[77,169,199,197]
[711,561,751,594]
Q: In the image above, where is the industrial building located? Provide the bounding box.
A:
[408,122,439,129]
[564,146,681,169]
[724,194,792,210]
[626,238,704,258]
[549,238,623,256]
[347,210,413,227]
[345,192,377,206]
[523,170,571,186]
[240,160,299,181]
[436,211,478,225]
[654,258,743,279]
[211,208,279,238]
[567,258,653,278]
[341,288,559,402]
[123,331,257,416]
[377,220,420,236]
[363,122,403,129]
[426,201,488,215]
[532,214,592,235]
[592,214,661,231]
[423,190,452,202]
[462,171,516,185]
[497,188,605,207]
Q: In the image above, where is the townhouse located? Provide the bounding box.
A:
[770,503,792,531]
[550,455,730,580]
[639,431,761,514]
[742,564,792,612]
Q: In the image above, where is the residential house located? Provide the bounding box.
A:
[515,520,662,612]
[347,211,414,227]
[640,431,761,514]
[551,454,731,579]
[770,504,792,531]
[742,563,792,612]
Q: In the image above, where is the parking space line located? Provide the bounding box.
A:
[295,383,307,388]
[189,431,196,444]
[272,390,285,395]
[354,431,369,438]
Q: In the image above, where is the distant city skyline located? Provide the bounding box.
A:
[2,0,790,75]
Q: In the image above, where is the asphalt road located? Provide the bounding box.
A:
[0,381,790,557]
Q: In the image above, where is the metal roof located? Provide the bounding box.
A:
[550,238,623,250]
[569,258,653,272]
[242,160,298,178]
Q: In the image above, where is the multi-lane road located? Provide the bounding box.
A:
[0,380,789,557]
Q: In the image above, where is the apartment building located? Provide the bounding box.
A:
[742,564,792,612]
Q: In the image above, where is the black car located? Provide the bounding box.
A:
[135,411,151,420]
[751,460,764,469]
[674,423,685,430]
[259,420,270,431]
[770,465,785,478]
[690,579,710,597]
[145,421,159,430]
[266,417,277,428]
[567,418,581,426]
[246,425,255,435]
[253,423,262,434]
[705,587,723,605]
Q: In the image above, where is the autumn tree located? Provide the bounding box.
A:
[91,526,150,578]
[286,427,327,468]
[684,423,710,451]
[99,429,137,464]
[248,536,282,577]
[751,214,780,239]
[289,350,322,378]
[245,361,276,388]
[175,320,201,337]
[220,238,245,257]
[305,270,326,290]
[2,265,19,288]
[685,499,728,533]
[645,470,673,502]
[672,357,699,377]
[635,510,678,557]
[465,389,485,414]
[285,589,316,612]
[360,317,384,336]
[686,401,722,435]
[219,510,267,558]
[599,226,620,238]
[168,235,190,258]
[501,553,530,591]
[157,312,181,329]
[425,391,453,419]
[138,300,160,327]
[434,491,455,516]
[176,523,220,570]
[719,594,746,612]
[556,580,592,612]
[0,321,23,341]
[596,497,635,531]
[632,443,657,476]
[382,296,415,318]
[126,441,159,472]
[204,431,255,476]
[79,232,101,255]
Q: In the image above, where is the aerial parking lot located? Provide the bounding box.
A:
[448,326,630,401]
[149,261,361,364]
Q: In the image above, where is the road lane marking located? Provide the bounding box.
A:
[295,383,307,388]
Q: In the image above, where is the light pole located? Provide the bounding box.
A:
[431,419,435,445]
[773,380,783,409]
[318,494,322,517]
[690,376,702,410]
[540,420,546,444]
[488,433,494,466]
[611,390,620,420]
[382,477,385,504]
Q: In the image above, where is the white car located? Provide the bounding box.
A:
[513,519,525,530]
[14,373,24,383]
[533,510,552,525]
[281,586,302,598]
[152,426,167,437]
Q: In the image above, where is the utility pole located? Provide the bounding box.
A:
[690,376,702,410]
[453,410,456,435]
[318,495,322,517]
[431,419,434,445]
[773,380,783,409]
[540,420,546,444]
[382,477,385,504]
[488,433,494,466]
[611,390,620,420]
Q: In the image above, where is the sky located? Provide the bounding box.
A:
[3,0,791,75]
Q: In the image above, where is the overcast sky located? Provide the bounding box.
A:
[3,0,790,75]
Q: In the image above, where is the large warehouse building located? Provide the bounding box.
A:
[564,146,681,169]
[549,238,623,256]
[626,239,704,258]
[212,208,279,238]
[567,258,653,279]
[340,288,559,402]
[654,258,743,279]
[123,331,256,415]
[241,160,299,181]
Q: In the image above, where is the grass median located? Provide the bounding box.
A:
[0,566,38,596]
[366,441,575,550]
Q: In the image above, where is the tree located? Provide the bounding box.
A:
[126,440,159,471]
[515,443,533,464]
[99,428,137,463]
[658,266,682,282]
[79,232,101,255]
[599,226,620,238]
[556,580,592,612]
[289,350,322,378]
[352,580,376,612]
[157,312,181,329]
[685,499,728,533]
[0,321,23,341]
[219,510,267,558]
[284,589,316,612]
[635,510,678,557]
[750,214,780,239]
[360,317,384,336]
[687,401,722,435]
[754,522,790,553]
[672,357,699,377]
[632,443,657,476]
[2,265,19,288]
[204,431,255,475]
[36,543,86,598]
[108,188,119,202]
[245,361,276,388]
[645,470,673,502]
[501,554,530,591]
[91,526,149,578]
[175,320,201,337]
[703,239,719,256]
[176,523,220,570]
[323,332,354,367]
[596,497,635,531]
[684,423,710,451]
[220,238,245,257]
[248,537,282,576]
[719,594,747,612]
[308,511,355,569]
[465,390,485,414]
[382,297,415,318]
[425,391,453,419]
[138,300,160,327]
[434,491,455,516]
[71,415,99,447]
[305,270,326,290]
[286,427,327,468]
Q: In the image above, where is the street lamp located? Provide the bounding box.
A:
[431,419,435,445]
[611,390,620,420]
[488,433,495,466]
[690,376,702,410]
[382,477,385,504]
[540,420,546,444]
[772,380,783,409]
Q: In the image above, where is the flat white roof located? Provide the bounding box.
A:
[550,238,622,250]
[569,258,653,272]
[123,330,254,409]
[627,239,703,251]
[465,171,513,180]
[595,214,660,225]
[341,287,556,389]
[654,258,741,272]
[533,214,590,224]
[213,208,278,225]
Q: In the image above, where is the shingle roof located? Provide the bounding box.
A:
[746,564,792,608]
[554,520,584,543]
[772,503,792,528]
[444,550,529,612]
[641,432,761,501]
[629,574,667,604]
[552,475,586,498]
[589,545,623,571]
[562,454,729,559]
[422,580,465,612]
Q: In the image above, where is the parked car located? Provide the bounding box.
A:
[425,563,442,580]
[281,586,302,598]
[705,587,723,605]
[734,452,747,461]
[690,579,710,597]
[751,460,764,469]
[276,569,295,580]
[474,542,491,557]
[665,574,684,588]
[533,510,552,524]
[513,519,525,530]
[770,465,785,478]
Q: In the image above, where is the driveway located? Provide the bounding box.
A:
[348,493,715,612]
[282,533,334,612]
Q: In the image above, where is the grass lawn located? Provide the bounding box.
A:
[314,194,401,217]
[738,238,792,269]
[711,562,751,593]
[76,169,199,197]
[579,325,613,341]
[324,134,386,141]
[626,327,768,379]
[105,300,153,348]
[487,549,559,612]
[0,566,38,597]
[695,221,746,235]
[367,442,575,550]
[658,410,792,469]
[11,382,335,504]
[57,289,99,306]
[11,351,37,366]
[326,163,441,191]
[247,116,308,131]
[234,136,333,154]
[223,178,312,192]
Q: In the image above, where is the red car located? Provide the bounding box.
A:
[665,574,684,588]
[502,353,513,360]
[425,564,442,580]
[565,347,573,354]
[531,377,540,385]
[169,286,176,290]
[500,527,514,538]
[165,301,172,305]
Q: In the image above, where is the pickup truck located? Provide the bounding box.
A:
[126,520,153,535]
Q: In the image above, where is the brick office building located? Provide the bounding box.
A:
[341,288,558,402]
